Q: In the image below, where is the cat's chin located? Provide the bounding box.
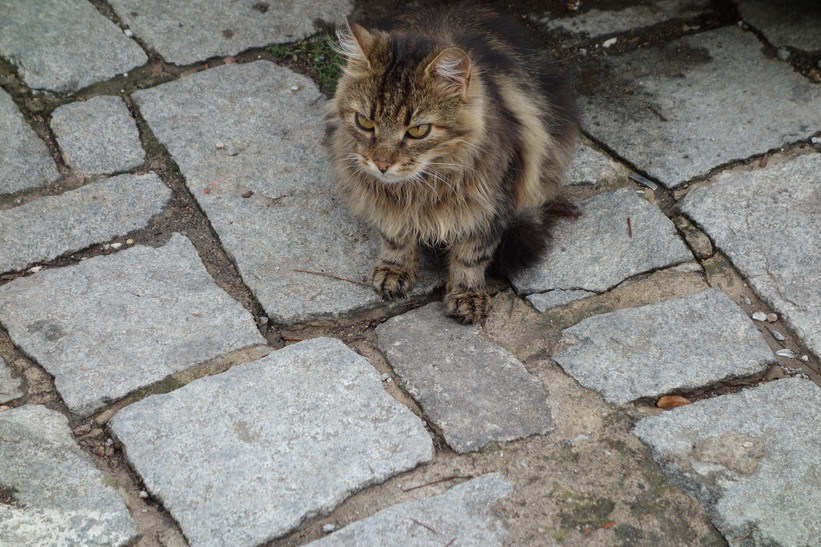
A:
[363,170,414,184]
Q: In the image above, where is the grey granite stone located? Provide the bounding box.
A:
[109,0,351,66]
[553,288,775,405]
[0,405,137,545]
[133,61,442,324]
[51,96,145,174]
[576,27,821,187]
[375,303,553,453]
[539,0,711,41]
[737,0,821,51]
[564,141,616,186]
[681,154,821,359]
[526,289,595,313]
[0,173,170,274]
[0,234,266,417]
[511,187,693,295]
[309,473,512,546]
[0,89,59,195]
[0,0,147,92]
[110,337,433,547]
[633,378,821,545]
[0,357,23,404]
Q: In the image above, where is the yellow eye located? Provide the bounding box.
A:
[355,113,374,130]
[406,124,431,139]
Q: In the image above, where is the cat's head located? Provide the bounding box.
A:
[329,21,483,184]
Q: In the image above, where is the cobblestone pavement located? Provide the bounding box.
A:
[1,1,820,546]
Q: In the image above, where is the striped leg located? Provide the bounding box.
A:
[371,233,419,300]
[444,235,498,324]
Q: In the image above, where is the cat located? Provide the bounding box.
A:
[326,3,579,324]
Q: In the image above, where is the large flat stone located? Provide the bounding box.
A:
[553,288,775,404]
[539,0,711,41]
[375,303,553,453]
[0,173,170,273]
[133,61,442,324]
[51,96,145,174]
[0,234,265,417]
[633,378,821,545]
[737,0,821,51]
[0,0,147,92]
[0,405,137,545]
[0,89,59,195]
[110,337,433,547]
[681,154,821,359]
[309,473,512,546]
[0,357,23,404]
[576,27,821,186]
[563,141,616,186]
[109,0,351,66]
[511,187,693,295]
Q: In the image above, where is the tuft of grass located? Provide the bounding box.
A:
[269,34,343,95]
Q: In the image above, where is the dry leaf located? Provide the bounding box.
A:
[657,395,692,408]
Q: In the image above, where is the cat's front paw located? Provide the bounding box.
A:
[372,264,416,300]
[444,290,492,324]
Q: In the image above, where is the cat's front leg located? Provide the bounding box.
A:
[371,233,420,300]
[444,236,496,324]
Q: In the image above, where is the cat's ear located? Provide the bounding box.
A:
[336,20,377,72]
[425,47,471,95]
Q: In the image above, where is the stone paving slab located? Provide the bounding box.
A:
[0,89,59,195]
[0,357,22,404]
[564,141,616,186]
[737,0,821,51]
[526,289,595,313]
[538,0,711,42]
[0,405,137,545]
[576,26,821,187]
[110,337,433,547]
[553,288,775,404]
[0,0,147,93]
[133,61,442,324]
[633,378,821,545]
[0,172,170,274]
[50,96,145,174]
[375,303,553,453]
[511,187,693,296]
[309,473,512,546]
[0,234,265,417]
[681,153,821,359]
[109,0,352,66]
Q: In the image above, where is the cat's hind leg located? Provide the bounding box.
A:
[371,233,419,299]
[444,235,497,324]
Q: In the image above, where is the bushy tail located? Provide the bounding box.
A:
[492,198,580,278]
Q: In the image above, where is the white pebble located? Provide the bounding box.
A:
[139,490,149,498]
[776,349,796,359]
[771,330,786,342]
[743,296,752,305]
[800,355,809,362]
[742,441,753,448]
[215,141,225,149]
[602,37,617,48]
[124,29,133,38]
[28,265,43,273]
[110,242,123,249]
[322,524,336,533]
[812,137,821,144]
[776,47,790,61]
[751,311,767,322]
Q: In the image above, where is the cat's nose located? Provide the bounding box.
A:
[374,160,392,173]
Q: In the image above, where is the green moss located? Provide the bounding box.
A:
[559,496,616,529]
[269,34,343,95]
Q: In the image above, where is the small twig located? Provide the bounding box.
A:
[291,269,371,288]
[627,216,633,239]
[281,336,304,342]
[647,105,668,121]
[444,539,456,547]
[732,527,757,542]
[410,518,438,534]
[402,475,473,492]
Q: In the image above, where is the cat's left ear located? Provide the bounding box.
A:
[426,47,471,96]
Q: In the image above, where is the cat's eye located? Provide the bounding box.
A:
[355,113,374,131]
[406,124,431,139]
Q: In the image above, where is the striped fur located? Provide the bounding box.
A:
[327,4,578,323]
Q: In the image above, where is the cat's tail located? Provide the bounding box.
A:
[492,198,581,278]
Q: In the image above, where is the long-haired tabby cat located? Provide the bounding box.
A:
[326,3,579,324]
